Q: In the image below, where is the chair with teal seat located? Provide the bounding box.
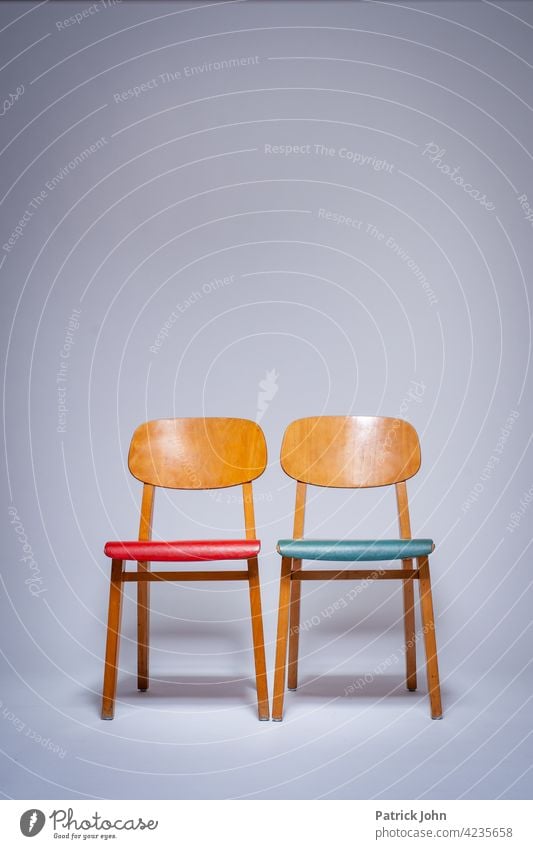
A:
[272,415,442,720]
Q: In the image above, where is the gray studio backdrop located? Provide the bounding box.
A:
[1,0,532,800]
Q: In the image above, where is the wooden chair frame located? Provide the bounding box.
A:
[101,417,269,721]
[272,416,442,721]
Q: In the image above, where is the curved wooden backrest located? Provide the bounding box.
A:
[128,418,267,489]
[280,416,421,488]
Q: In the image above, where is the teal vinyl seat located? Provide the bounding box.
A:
[276,538,435,561]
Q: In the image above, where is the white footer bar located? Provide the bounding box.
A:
[1,799,529,848]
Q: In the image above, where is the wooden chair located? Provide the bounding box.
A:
[101,417,269,721]
[272,415,442,721]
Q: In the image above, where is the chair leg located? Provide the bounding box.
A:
[287,559,302,690]
[402,560,417,691]
[417,556,443,719]
[101,559,124,720]
[272,557,293,721]
[247,557,269,720]
[137,561,150,691]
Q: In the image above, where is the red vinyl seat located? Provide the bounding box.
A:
[104,539,260,562]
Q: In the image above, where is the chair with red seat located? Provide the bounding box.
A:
[101,417,269,720]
